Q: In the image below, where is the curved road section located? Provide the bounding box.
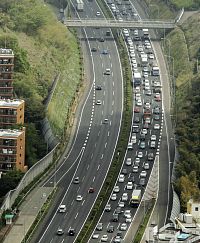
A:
[34,1,124,243]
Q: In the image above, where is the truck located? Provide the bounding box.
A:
[130,189,142,207]
[76,0,84,11]
[133,72,141,86]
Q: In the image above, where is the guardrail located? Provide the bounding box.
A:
[1,144,59,211]
[64,18,176,29]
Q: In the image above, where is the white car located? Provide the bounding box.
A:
[145,102,151,109]
[126,158,132,166]
[113,185,120,193]
[122,193,128,201]
[141,128,148,135]
[144,162,150,170]
[135,157,140,166]
[134,86,140,93]
[126,214,132,223]
[120,223,127,231]
[135,93,141,100]
[133,165,139,173]
[124,210,131,218]
[76,195,83,201]
[101,234,108,242]
[96,11,101,16]
[136,100,142,106]
[154,124,160,130]
[92,233,99,239]
[151,135,157,141]
[111,193,117,201]
[149,53,154,59]
[140,170,147,178]
[130,52,135,58]
[138,151,144,158]
[118,174,125,182]
[58,204,66,213]
[96,100,102,105]
[118,201,125,208]
[126,181,133,190]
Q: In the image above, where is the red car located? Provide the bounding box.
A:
[88,187,95,193]
[134,106,140,113]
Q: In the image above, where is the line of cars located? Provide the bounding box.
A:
[90,2,162,242]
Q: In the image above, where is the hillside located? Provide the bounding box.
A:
[0,0,81,167]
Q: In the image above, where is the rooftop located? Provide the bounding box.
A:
[0,129,24,138]
[0,48,14,56]
[0,99,24,108]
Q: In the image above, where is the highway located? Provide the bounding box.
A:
[32,0,124,243]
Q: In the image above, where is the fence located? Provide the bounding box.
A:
[1,144,58,211]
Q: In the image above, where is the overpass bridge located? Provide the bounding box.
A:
[64,18,177,29]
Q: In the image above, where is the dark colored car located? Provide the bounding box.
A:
[68,228,75,236]
[99,37,105,42]
[148,153,154,161]
[91,47,97,52]
[88,187,95,193]
[96,85,102,90]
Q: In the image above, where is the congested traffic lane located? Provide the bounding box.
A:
[89,1,163,242]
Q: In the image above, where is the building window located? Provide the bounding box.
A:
[20,154,21,157]
[195,207,198,211]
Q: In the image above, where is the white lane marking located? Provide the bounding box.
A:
[49,239,54,243]
[102,110,104,115]
[105,142,107,148]
[111,110,113,115]
[91,153,93,159]
[82,176,85,182]
[113,90,115,96]
[101,154,104,159]
[77,186,80,192]
[87,164,90,170]
[110,121,112,126]
[112,100,114,106]
[97,164,100,170]
[75,212,79,219]
[104,90,106,96]
[82,200,85,206]
[103,100,104,105]
[98,130,101,136]
[113,81,114,86]
[108,131,110,137]
[112,72,113,77]
[93,176,95,182]
[111,62,113,68]
[95,143,97,147]
[71,200,74,206]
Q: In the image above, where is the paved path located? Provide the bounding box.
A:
[3,187,53,243]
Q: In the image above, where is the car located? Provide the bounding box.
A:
[113,236,122,242]
[57,227,64,235]
[141,128,148,135]
[143,122,149,129]
[103,118,109,124]
[122,192,128,201]
[129,175,135,182]
[155,93,161,101]
[151,135,157,141]
[76,195,83,201]
[144,162,150,170]
[145,102,151,109]
[150,141,156,149]
[140,170,147,178]
[101,234,108,242]
[105,204,111,212]
[115,206,122,214]
[58,204,66,213]
[118,199,125,207]
[104,68,111,75]
[92,233,100,239]
[88,187,95,193]
[124,210,131,218]
[73,177,79,184]
[133,165,139,173]
[148,152,154,161]
[140,141,146,149]
[107,225,114,233]
[154,114,160,120]
[145,117,151,124]
[134,116,140,123]
[127,142,133,150]
[132,125,140,133]
[96,222,103,231]
[99,37,105,42]
[120,223,127,231]
[140,133,145,141]
[118,174,125,182]
[126,181,133,190]
[126,157,132,166]
[143,72,149,78]
[149,53,154,59]
[122,168,128,175]
[143,66,149,72]
[102,49,108,55]
[134,106,140,113]
[138,151,144,158]
[136,100,142,106]
[91,47,97,52]
[130,52,135,58]
[111,193,117,201]
[139,178,146,186]
[68,228,75,236]
[126,214,132,223]
[96,100,102,105]
[96,11,101,16]
[135,157,140,166]
[153,107,160,114]
[113,185,120,193]
[145,89,152,96]
[154,124,160,130]
[96,85,102,90]
[113,213,119,222]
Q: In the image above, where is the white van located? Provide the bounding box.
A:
[58,204,66,213]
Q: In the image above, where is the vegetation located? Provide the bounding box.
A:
[162,12,200,210]
[0,0,81,205]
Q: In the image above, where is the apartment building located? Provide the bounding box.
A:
[0,128,27,172]
[0,99,25,128]
[0,48,14,99]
